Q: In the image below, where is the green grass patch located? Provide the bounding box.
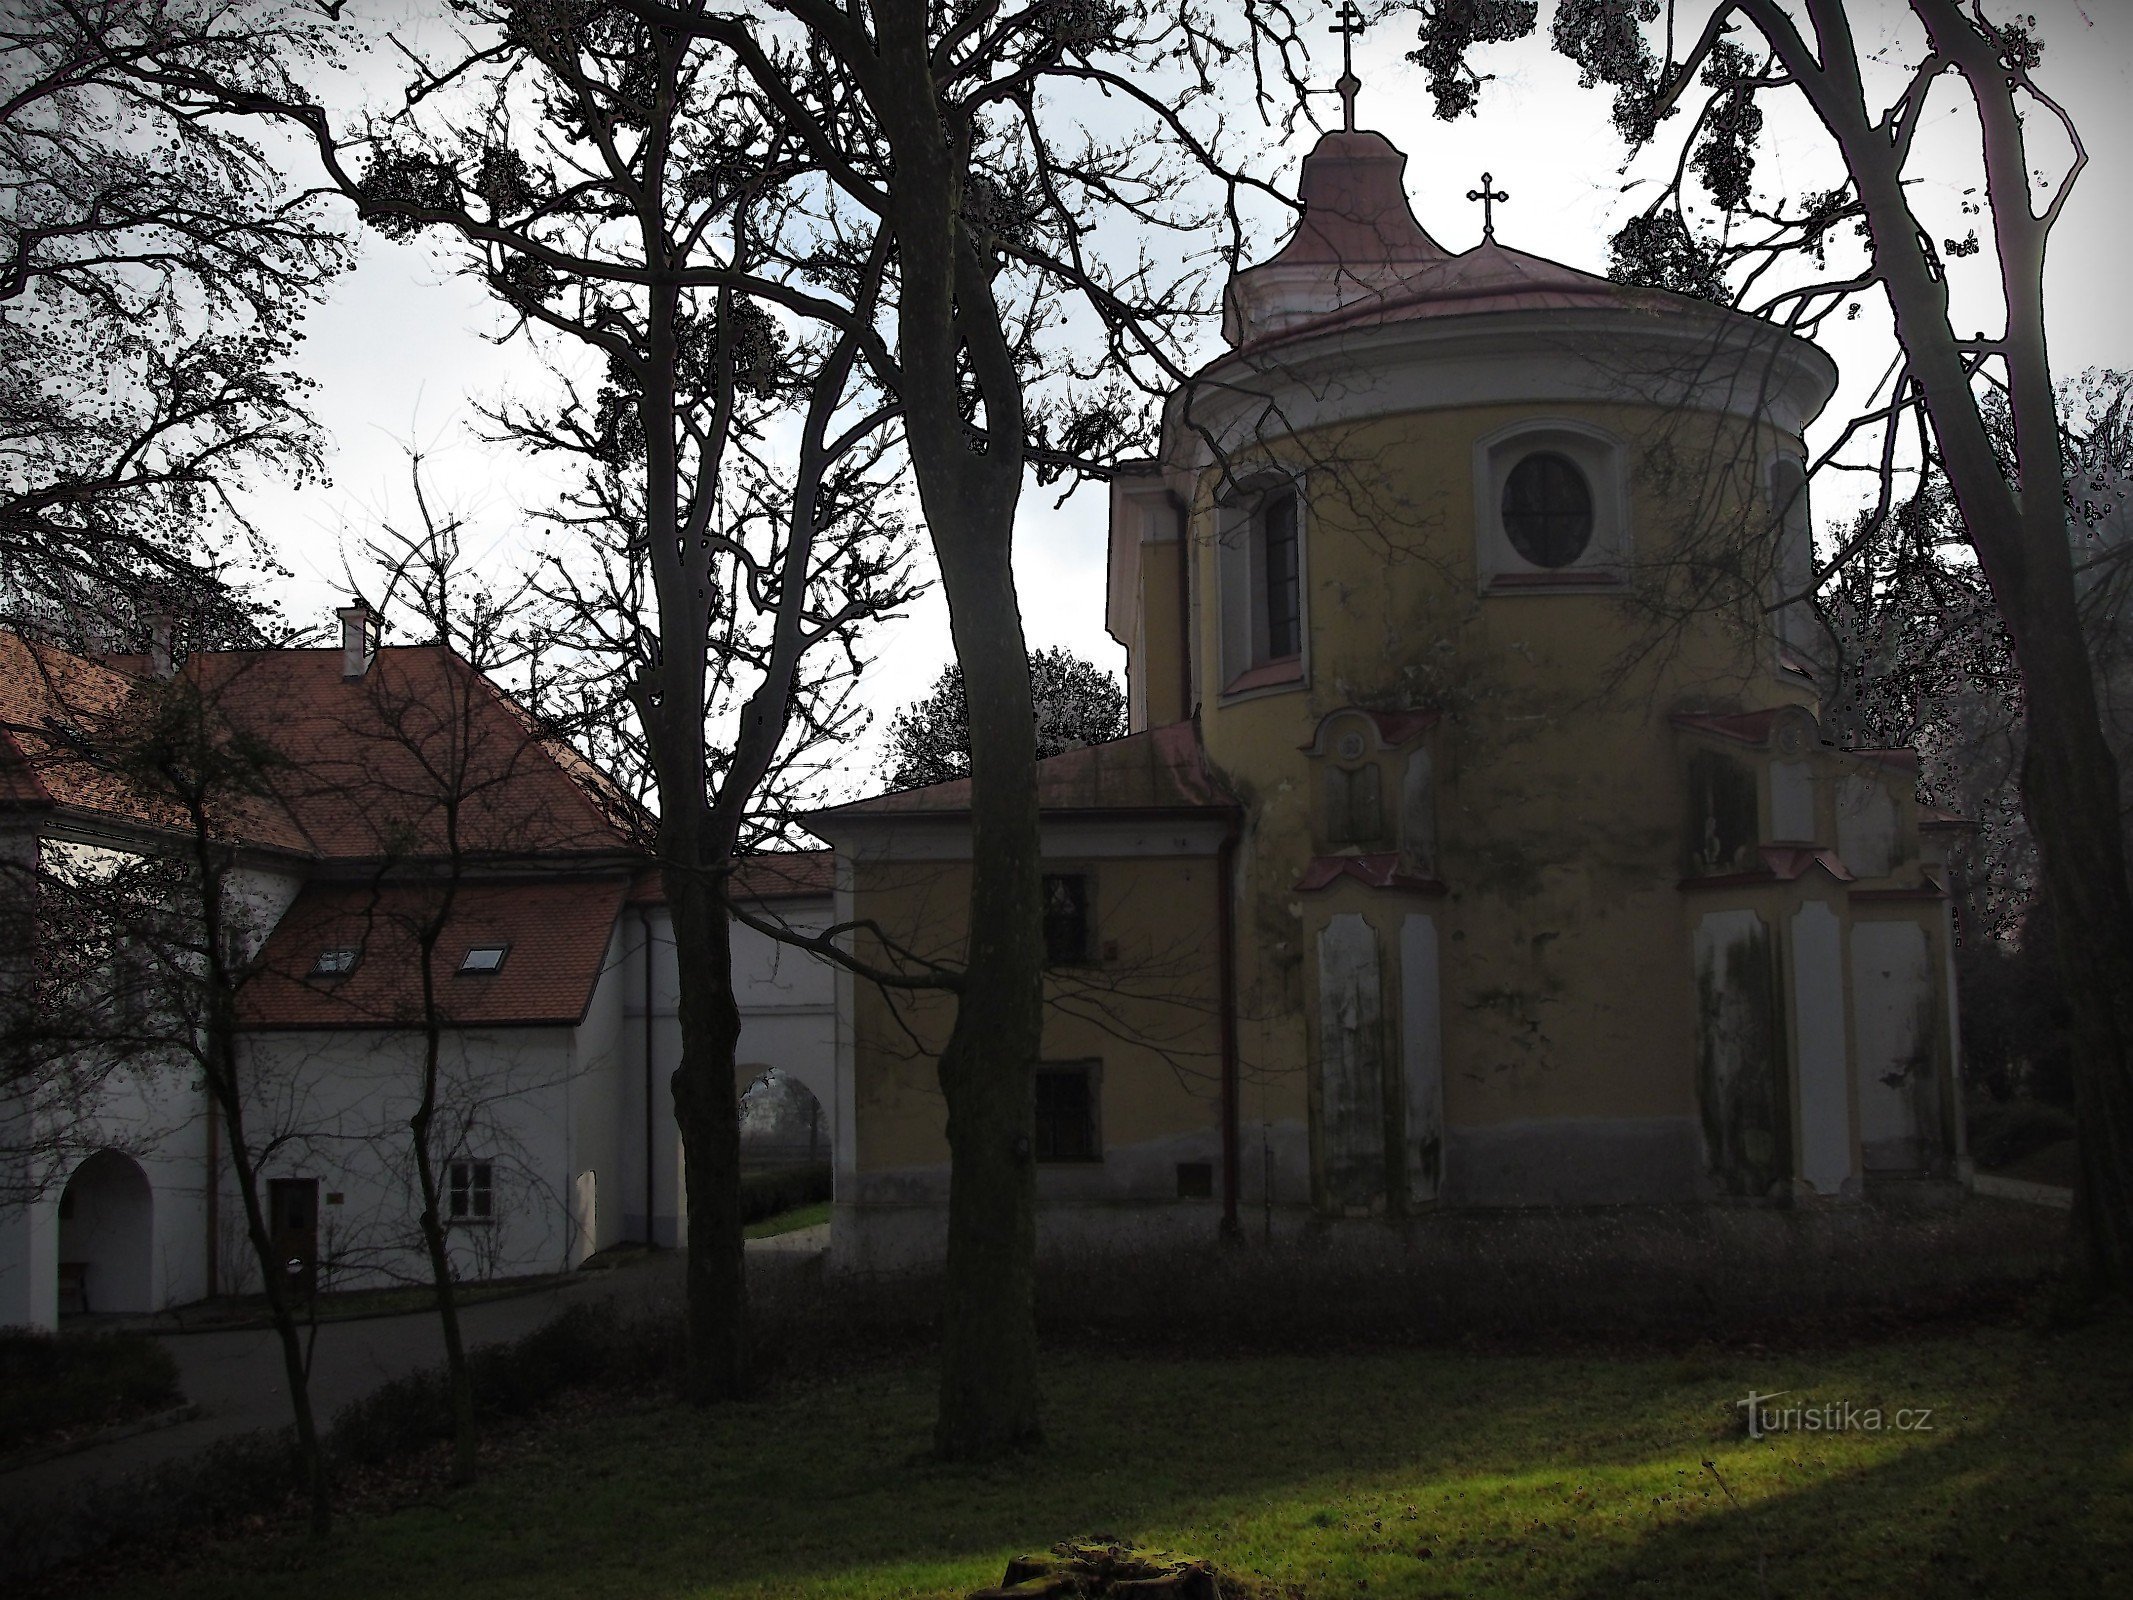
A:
[0,1330,181,1455]
[106,1323,2130,1599]
[744,1200,831,1240]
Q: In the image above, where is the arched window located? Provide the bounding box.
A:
[1216,474,1310,696]
[1262,487,1301,657]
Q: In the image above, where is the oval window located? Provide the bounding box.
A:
[1501,451,1593,568]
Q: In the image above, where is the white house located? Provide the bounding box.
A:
[0,613,834,1331]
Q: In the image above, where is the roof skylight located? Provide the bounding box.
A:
[459,943,509,974]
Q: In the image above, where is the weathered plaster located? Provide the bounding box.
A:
[1315,913,1387,1212]
[1693,909,1790,1197]
[1400,913,1444,1204]
[1837,773,1899,879]
[1850,919,1942,1173]
[1789,900,1855,1196]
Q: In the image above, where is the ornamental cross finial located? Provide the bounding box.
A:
[1467,171,1510,241]
[1329,1,1366,131]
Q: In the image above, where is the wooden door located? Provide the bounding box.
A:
[268,1178,319,1299]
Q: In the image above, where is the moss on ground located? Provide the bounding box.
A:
[96,1320,2130,1600]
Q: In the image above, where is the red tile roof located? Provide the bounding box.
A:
[5,633,642,864]
[238,877,627,1029]
[186,646,641,861]
[0,632,311,849]
[815,721,1239,822]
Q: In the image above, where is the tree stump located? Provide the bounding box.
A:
[967,1538,1238,1599]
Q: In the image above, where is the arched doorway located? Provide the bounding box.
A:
[738,1067,827,1170]
[57,1150,154,1315]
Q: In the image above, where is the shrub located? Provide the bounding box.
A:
[740,1162,832,1225]
[0,1329,182,1454]
[1966,1097,2077,1171]
[751,1195,2066,1363]
[1,1302,690,1579]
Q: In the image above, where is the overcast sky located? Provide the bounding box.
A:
[233,0,2133,803]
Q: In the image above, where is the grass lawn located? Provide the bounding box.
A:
[110,1320,2129,1599]
[745,1200,832,1240]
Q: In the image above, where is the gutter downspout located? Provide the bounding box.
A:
[640,905,657,1248]
[1217,814,1242,1240]
[1166,491,1193,720]
[204,1091,219,1297]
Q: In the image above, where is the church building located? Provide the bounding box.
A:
[812,111,1970,1268]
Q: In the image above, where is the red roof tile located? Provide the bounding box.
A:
[239,877,626,1030]
[0,632,311,849]
[816,722,1239,822]
[183,646,640,861]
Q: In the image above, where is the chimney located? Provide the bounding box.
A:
[145,611,177,680]
[337,599,378,679]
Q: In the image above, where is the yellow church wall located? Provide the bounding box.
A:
[827,359,1956,1236]
[1137,540,1190,730]
[1136,390,1939,1207]
[841,852,1228,1198]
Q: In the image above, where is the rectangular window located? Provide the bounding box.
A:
[1033,1063,1100,1162]
[448,1159,494,1221]
[1042,873,1093,965]
[1262,489,1301,659]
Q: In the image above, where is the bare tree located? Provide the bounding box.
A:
[99,659,336,1534]
[160,13,923,1406]
[0,0,347,641]
[583,0,1309,1460]
[338,461,543,1486]
[174,0,1316,1454]
[1407,0,2133,1294]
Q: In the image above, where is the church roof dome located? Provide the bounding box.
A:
[1221,126,1692,351]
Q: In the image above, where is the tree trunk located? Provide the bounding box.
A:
[191,837,333,1533]
[209,1043,332,1533]
[411,1080,478,1484]
[869,0,1047,1456]
[664,834,750,1402]
[1842,0,2133,1293]
[930,529,1045,1460]
[2008,611,2133,1290]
